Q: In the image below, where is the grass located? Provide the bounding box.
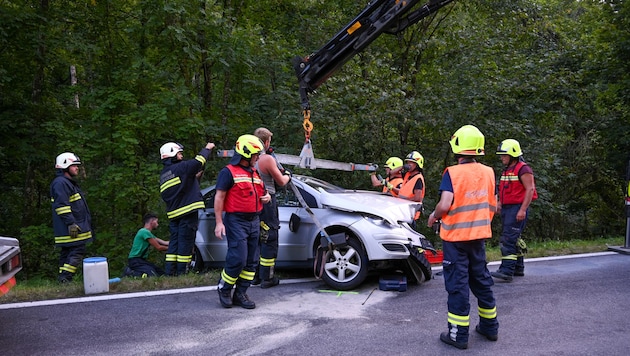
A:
[1,237,624,304]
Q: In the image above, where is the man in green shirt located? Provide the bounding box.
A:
[123,213,169,277]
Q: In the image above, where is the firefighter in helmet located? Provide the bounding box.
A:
[427,125,499,349]
[215,134,271,309]
[491,139,537,281]
[159,140,215,276]
[370,156,404,196]
[398,151,425,203]
[50,152,93,283]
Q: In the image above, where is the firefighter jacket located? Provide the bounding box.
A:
[160,148,211,219]
[399,171,425,201]
[50,171,93,247]
[440,163,496,242]
[498,161,538,205]
[223,164,265,214]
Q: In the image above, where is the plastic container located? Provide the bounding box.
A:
[426,250,444,264]
[379,275,407,292]
[83,257,109,294]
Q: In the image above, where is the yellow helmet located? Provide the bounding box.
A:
[449,125,485,156]
[384,157,403,170]
[496,139,522,157]
[405,151,424,169]
[235,134,264,158]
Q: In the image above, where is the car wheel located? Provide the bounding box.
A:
[321,237,368,291]
[189,245,205,273]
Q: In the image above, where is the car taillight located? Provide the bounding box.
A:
[4,254,21,272]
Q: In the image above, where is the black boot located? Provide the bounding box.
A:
[261,276,280,289]
[218,288,233,308]
[233,290,256,309]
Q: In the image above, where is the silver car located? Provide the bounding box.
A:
[194,175,435,290]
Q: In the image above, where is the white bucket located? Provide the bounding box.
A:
[83,257,109,295]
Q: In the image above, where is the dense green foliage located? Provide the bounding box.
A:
[1,0,628,280]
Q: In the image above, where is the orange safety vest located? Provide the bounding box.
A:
[383,176,404,197]
[498,161,538,205]
[440,163,496,242]
[224,164,266,213]
[399,171,425,201]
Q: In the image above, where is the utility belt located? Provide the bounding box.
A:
[228,212,260,221]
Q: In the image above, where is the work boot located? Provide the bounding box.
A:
[251,275,261,286]
[514,267,525,277]
[491,271,513,282]
[218,288,233,308]
[475,325,498,341]
[261,276,280,289]
[232,291,256,309]
[440,332,468,350]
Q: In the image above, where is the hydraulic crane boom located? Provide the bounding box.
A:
[293,0,456,112]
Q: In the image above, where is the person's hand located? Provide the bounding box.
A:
[283,169,292,182]
[215,223,226,240]
[260,191,271,204]
[380,179,394,190]
[206,142,215,150]
[68,224,81,239]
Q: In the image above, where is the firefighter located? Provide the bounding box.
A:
[398,151,425,203]
[252,128,291,288]
[50,152,93,283]
[491,139,538,281]
[427,125,499,349]
[370,157,404,196]
[159,141,215,276]
[215,134,271,309]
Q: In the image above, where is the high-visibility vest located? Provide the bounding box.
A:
[383,176,404,196]
[399,172,425,201]
[224,164,265,213]
[498,161,538,205]
[440,163,496,242]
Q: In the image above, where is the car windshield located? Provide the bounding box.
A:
[295,175,344,193]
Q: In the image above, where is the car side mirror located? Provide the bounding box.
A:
[289,213,301,232]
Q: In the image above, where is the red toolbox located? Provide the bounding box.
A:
[426,250,444,264]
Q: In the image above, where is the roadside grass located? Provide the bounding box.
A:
[1,237,624,304]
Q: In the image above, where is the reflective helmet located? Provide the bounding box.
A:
[55,152,81,169]
[404,151,424,169]
[449,125,485,155]
[235,134,264,159]
[496,139,522,157]
[160,142,184,159]
[384,157,403,170]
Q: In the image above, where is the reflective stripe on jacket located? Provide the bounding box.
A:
[224,164,265,213]
[440,163,496,242]
[50,172,93,247]
[498,161,538,205]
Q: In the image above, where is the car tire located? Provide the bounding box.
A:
[321,237,368,291]
[405,246,433,284]
[189,245,205,273]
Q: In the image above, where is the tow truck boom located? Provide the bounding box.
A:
[293,0,456,112]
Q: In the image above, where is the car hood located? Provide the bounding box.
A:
[318,189,421,224]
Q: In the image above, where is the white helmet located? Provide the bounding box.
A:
[160,142,184,159]
[55,152,81,169]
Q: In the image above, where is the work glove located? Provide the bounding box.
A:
[260,221,270,243]
[517,238,528,254]
[381,179,394,191]
[68,224,81,239]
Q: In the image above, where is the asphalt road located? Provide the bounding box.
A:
[1,252,629,355]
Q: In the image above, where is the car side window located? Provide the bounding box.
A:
[276,186,317,208]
